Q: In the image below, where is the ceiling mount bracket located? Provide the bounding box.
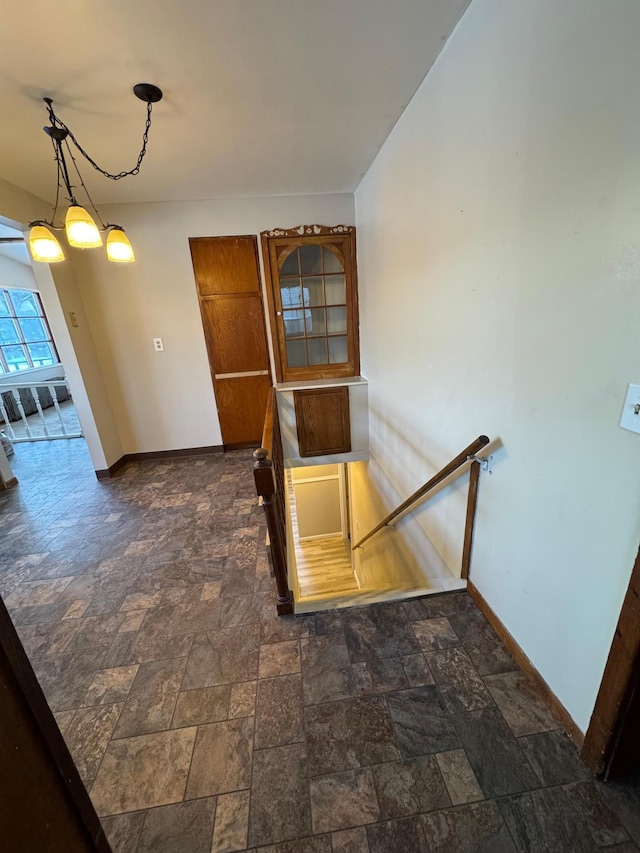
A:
[133,83,163,103]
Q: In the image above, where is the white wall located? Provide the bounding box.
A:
[73,195,354,454]
[0,178,122,470]
[0,254,37,291]
[355,0,640,733]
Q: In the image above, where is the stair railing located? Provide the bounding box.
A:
[253,389,294,614]
[352,434,490,579]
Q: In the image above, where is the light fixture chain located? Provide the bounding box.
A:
[52,101,154,181]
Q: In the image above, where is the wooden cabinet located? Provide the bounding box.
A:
[293,386,351,457]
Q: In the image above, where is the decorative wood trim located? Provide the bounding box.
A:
[582,544,640,774]
[263,225,354,238]
[467,580,584,748]
[0,595,112,851]
[461,460,481,579]
[95,445,225,479]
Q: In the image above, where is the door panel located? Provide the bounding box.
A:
[213,375,272,446]
[200,295,270,374]
[190,236,271,447]
[190,236,261,295]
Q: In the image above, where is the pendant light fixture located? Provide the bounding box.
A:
[28,83,163,264]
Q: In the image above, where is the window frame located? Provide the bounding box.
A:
[261,226,360,383]
[0,288,59,374]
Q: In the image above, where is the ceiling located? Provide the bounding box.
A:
[0,0,470,205]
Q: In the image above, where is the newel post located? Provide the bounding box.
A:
[253,448,294,615]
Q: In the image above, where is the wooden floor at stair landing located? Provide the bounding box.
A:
[294,536,359,598]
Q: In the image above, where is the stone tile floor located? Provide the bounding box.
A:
[1,439,640,852]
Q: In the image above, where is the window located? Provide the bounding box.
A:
[0,289,59,373]
[261,226,360,382]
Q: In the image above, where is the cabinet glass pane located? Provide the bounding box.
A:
[283,310,306,338]
[9,290,39,315]
[325,274,346,305]
[302,276,324,306]
[305,308,326,337]
[299,244,322,275]
[328,336,348,364]
[327,307,347,335]
[280,249,299,276]
[281,281,303,308]
[0,318,20,344]
[323,247,343,274]
[286,339,307,367]
[3,344,29,371]
[28,343,56,366]
[0,293,9,317]
[307,337,328,365]
[19,317,47,342]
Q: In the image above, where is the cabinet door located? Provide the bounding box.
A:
[294,387,351,457]
[261,226,360,382]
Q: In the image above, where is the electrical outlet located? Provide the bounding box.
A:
[153,337,164,352]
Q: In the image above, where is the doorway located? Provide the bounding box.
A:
[189,235,272,448]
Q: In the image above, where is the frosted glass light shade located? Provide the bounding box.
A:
[106,228,135,262]
[65,205,102,248]
[29,225,65,262]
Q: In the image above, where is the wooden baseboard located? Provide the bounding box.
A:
[467,580,584,748]
[0,476,18,490]
[95,444,225,480]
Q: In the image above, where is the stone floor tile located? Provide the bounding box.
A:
[229,680,257,718]
[400,653,434,688]
[305,696,400,776]
[564,781,632,847]
[248,743,311,847]
[182,624,260,689]
[594,775,640,846]
[386,686,460,758]
[435,748,484,805]
[331,826,370,853]
[68,613,125,650]
[62,598,91,620]
[421,800,518,852]
[201,581,222,601]
[136,797,217,853]
[118,610,146,633]
[185,716,254,798]
[518,729,590,786]
[114,657,186,738]
[64,703,123,784]
[91,727,197,816]
[211,790,250,853]
[83,665,140,706]
[311,767,380,833]
[425,646,494,714]
[255,673,304,749]
[353,656,408,695]
[314,611,343,635]
[372,755,450,819]
[499,787,598,852]
[411,617,460,652]
[259,640,301,678]
[402,592,476,622]
[300,633,356,706]
[172,685,231,727]
[453,708,540,798]
[342,604,420,663]
[365,815,427,853]
[255,836,332,853]
[448,609,518,676]
[101,811,146,853]
[483,670,560,737]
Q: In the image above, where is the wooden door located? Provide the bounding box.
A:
[189,236,271,448]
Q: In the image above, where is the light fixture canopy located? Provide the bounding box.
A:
[28,84,163,263]
[106,227,135,263]
[29,224,65,263]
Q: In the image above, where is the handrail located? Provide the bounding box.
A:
[353,434,490,550]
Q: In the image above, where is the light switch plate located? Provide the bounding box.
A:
[153,337,164,352]
[620,383,640,434]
